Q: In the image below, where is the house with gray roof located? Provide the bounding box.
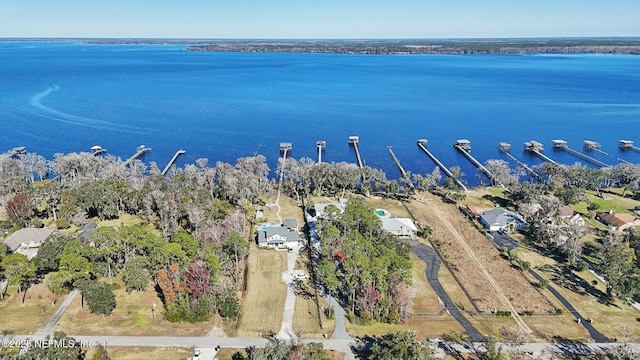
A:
[257,225,300,248]
[3,227,55,260]
[381,218,418,239]
[478,208,526,233]
[311,198,347,220]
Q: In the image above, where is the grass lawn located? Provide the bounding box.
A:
[361,195,412,218]
[292,290,334,339]
[462,187,508,209]
[86,346,192,360]
[410,254,445,314]
[56,278,218,336]
[346,316,463,339]
[0,281,62,334]
[260,194,305,226]
[236,245,288,337]
[98,212,149,228]
[517,246,640,341]
[582,190,640,214]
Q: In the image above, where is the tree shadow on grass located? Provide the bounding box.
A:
[482,194,510,208]
[538,264,612,306]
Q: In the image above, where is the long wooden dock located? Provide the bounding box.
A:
[453,140,497,185]
[123,145,151,167]
[417,139,467,191]
[387,146,414,189]
[552,140,610,168]
[524,140,556,164]
[499,142,543,182]
[316,141,325,163]
[348,136,363,168]
[161,149,186,176]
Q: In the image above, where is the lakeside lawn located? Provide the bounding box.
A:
[236,244,287,337]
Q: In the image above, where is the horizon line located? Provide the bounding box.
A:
[1,36,640,41]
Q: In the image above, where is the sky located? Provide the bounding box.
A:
[1,0,638,39]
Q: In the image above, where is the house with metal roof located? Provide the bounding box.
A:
[381,218,418,239]
[257,225,300,248]
[478,208,526,233]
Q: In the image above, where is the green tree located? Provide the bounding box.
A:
[122,257,150,292]
[59,253,93,284]
[0,253,36,302]
[170,231,198,257]
[222,232,249,290]
[158,243,189,269]
[597,237,640,302]
[33,234,70,274]
[81,281,116,316]
[369,331,436,360]
[18,331,84,359]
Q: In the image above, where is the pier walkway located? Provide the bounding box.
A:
[316,140,325,163]
[499,143,543,182]
[387,146,414,189]
[348,136,363,168]
[524,140,556,164]
[417,139,467,191]
[553,140,610,168]
[453,140,497,185]
[123,145,151,167]
[161,149,186,176]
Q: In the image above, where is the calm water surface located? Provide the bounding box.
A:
[1,41,639,185]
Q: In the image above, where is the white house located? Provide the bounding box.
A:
[381,218,418,239]
[257,220,300,248]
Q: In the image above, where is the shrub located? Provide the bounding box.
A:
[55,219,71,229]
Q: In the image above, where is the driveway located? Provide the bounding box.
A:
[490,232,519,251]
[409,239,483,342]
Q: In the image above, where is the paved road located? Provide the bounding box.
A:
[528,269,611,343]
[409,239,484,342]
[327,296,350,341]
[34,289,78,336]
[5,334,636,359]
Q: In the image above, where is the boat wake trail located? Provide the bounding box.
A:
[29,85,146,134]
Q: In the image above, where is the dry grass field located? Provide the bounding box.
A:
[86,346,192,360]
[0,281,62,334]
[406,192,554,315]
[236,245,288,337]
[56,278,218,336]
[292,290,334,339]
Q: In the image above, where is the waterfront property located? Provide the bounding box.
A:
[380,218,418,239]
[478,208,526,233]
[257,220,300,248]
[310,199,347,220]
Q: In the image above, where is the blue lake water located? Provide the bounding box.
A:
[1,41,639,186]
